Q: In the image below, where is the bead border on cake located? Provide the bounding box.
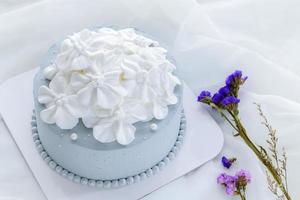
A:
[31,109,186,188]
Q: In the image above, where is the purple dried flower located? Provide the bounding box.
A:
[226,70,247,87]
[217,170,251,197]
[221,156,236,169]
[233,70,242,77]
[217,173,237,196]
[218,86,230,96]
[221,96,240,106]
[212,93,224,105]
[236,170,251,186]
[217,173,228,184]
[197,90,211,102]
[226,74,234,86]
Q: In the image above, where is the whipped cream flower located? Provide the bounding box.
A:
[122,61,180,119]
[38,86,85,129]
[92,101,148,145]
[38,27,181,145]
[55,32,92,71]
[73,70,127,109]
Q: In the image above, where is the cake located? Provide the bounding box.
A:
[31,27,186,188]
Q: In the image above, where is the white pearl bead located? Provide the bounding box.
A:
[70,133,78,141]
[150,123,158,131]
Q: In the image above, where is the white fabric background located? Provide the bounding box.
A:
[0,0,299,199]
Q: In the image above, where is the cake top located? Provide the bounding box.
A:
[38,27,180,145]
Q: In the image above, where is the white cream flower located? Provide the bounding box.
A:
[75,71,127,109]
[92,101,148,145]
[55,30,93,71]
[121,62,180,119]
[38,86,85,129]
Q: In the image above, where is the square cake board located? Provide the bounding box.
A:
[0,68,224,200]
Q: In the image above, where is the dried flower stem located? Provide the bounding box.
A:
[255,103,289,199]
[222,108,291,200]
[237,190,247,200]
[209,102,239,132]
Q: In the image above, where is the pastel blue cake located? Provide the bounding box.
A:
[32,27,185,187]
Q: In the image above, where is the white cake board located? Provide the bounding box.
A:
[0,68,223,200]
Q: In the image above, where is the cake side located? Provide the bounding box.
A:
[31,109,186,187]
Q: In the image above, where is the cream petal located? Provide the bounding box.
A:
[132,83,154,103]
[104,71,123,87]
[93,121,115,143]
[64,95,86,117]
[40,105,57,124]
[169,73,181,85]
[96,87,120,109]
[148,68,165,96]
[106,84,127,97]
[115,121,135,145]
[71,55,90,70]
[92,106,114,118]
[119,28,136,40]
[60,38,73,52]
[38,86,57,104]
[153,102,168,120]
[92,51,117,73]
[55,106,78,129]
[131,83,143,99]
[82,115,100,128]
[79,29,92,41]
[77,84,95,106]
[121,79,136,95]
[55,48,73,70]
[70,72,90,91]
[49,73,68,94]
[145,85,156,102]
[124,102,148,123]
[163,61,176,70]
[148,67,162,86]
[163,73,180,93]
[121,64,137,80]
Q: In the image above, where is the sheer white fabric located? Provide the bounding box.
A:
[0,0,299,199]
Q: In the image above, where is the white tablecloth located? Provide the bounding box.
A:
[0,0,299,199]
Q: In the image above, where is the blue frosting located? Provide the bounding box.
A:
[31,110,186,188]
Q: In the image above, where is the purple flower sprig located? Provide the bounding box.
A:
[217,170,251,200]
[197,70,246,114]
[197,70,292,200]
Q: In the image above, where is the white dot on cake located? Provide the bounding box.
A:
[70,133,78,141]
[150,123,158,131]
